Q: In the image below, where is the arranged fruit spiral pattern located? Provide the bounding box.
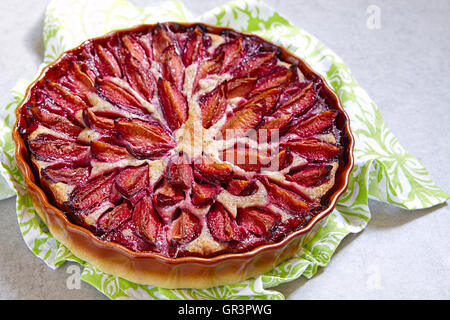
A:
[19,23,345,258]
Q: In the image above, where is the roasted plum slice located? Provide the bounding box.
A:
[27,106,83,139]
[207,203,241,242]
[252,65,295,94]
[28,135,90,165]
[121,34,151,70]
[115,164,149,199]
[257,84,317,135]
[94,43,122,78]
[275,84,316,116]
[226,77,257,99]
[259,176,311,214]
[192,52,223,93]
[68,171,117,211]
[166,154,193,190]
[97,201,132,234]
[38,81,89,119]
[220,99,267,139]
[236,207,280,237]
[83,109,115,133]
[281,138,340,162]
[198,81,227,129]
[288,110,337,138]
[217,38,244,74]
[243,87,281,113]
[100,220,153,252]
[231,51,277,79]
[122,56,156,101]
[182,26,207,66]
[153,180,185,208]
[132,195,162,244]
[226,179,258,196]
[61,62,96,96]
[31,91,67,117]
[157,78,188,131]
[42,165,90,186]
[160,45,185,90]
[152,23,177,61]
[167,209,201,245]
[115,118,175,159]
[19,23,346,259]
[286,164,333,187]
[194,156,234,184]
[221,146,273,172]
[96,77,148,115]
[91,140,129,162]
[191,182,220,206]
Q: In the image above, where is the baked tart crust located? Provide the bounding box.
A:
[13,22,354,288]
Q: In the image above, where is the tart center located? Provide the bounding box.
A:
[174,64,229,161]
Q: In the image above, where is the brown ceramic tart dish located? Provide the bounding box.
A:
[13,22,354,289]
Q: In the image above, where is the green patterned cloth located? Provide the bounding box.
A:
[0,0,448,300]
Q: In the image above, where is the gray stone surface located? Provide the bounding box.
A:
[0,0,448,299]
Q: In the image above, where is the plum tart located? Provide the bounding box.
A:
[14,22,353,288]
